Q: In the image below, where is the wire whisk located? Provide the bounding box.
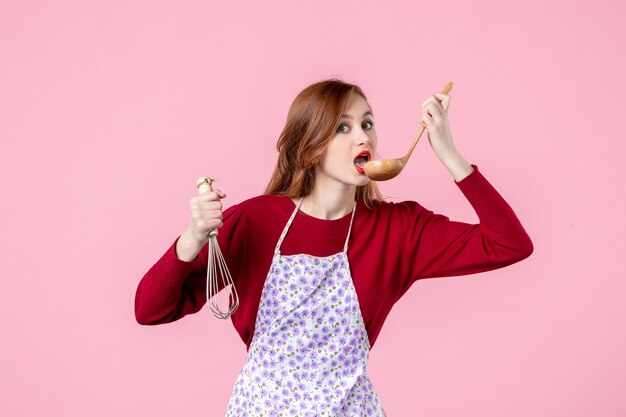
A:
[196,176,239,319]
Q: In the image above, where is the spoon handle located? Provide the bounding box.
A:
[403,82,454,162]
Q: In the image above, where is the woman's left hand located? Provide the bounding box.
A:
[420,92,457,160]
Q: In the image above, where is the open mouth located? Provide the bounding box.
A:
[354,151,371,174]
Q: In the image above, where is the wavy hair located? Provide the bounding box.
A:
[263,79,383,209]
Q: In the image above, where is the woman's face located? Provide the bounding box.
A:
[316,93,377,189]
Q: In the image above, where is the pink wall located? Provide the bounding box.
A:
[2,1,625,416]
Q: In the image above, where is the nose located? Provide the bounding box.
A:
[354,125,374,147]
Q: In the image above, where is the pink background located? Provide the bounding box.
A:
[1,1,625,416]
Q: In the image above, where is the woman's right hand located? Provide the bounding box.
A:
[187,188,227,244]
[176,188,226,261]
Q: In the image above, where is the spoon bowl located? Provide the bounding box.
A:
[363,158,406,181]
[364,82,454,181]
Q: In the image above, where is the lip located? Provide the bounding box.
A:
[354,150,372,175]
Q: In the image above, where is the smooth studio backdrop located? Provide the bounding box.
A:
[1,1,625,416]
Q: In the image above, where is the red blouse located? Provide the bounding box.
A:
[135,164,533,351]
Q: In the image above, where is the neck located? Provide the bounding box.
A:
[293,177,356,220]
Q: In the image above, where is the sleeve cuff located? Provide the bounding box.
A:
[454,163,480,186]
[170,235,201,264]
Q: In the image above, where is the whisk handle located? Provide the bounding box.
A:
[195,176,219,237]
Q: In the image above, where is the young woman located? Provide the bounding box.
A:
[135,79,533,416]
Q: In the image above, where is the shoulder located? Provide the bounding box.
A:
[355,199,438,234]
[224,194,293,221]
[360,198,430,218]
[238,194,292,212]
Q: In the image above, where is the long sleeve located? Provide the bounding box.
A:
[404,164,533,282]
[134,204,248,325]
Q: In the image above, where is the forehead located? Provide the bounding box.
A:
[344,93,372,114]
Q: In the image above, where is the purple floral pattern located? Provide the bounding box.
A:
[225,251,386,416]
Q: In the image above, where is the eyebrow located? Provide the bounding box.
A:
[340,110,374,119]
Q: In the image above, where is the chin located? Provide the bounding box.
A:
[353,177,371,187]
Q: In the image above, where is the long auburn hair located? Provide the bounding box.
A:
[263,79,383,209]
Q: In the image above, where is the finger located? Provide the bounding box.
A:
[193,206,223,219]
[421,111,434,127]
[423,101,443,124]
[199,209,223,221]
[198,201,223,211]
[434,93,451,112]
[422,95,446,114]
[195,191,222,202]
[197,218,223,233]
[189,191,221,205]
[421,93,446,105]
[430,99,445,117]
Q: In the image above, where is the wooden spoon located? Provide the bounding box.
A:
[364,82,454,181]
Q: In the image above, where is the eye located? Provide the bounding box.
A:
[336,123,350,133]
[362,120,374,130]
